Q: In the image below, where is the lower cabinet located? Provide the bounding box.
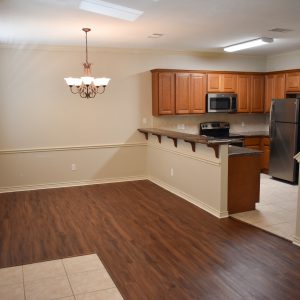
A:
[228,154,261,214]
[244,137,270,173]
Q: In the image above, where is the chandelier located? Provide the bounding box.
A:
[64,28,110,99]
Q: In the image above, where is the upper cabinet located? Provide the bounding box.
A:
[152,71,175,116]
[286,72,300,92]
[207,73,237,93]
[264,74,285,113]
[251,75,265,113]
[236,75,264,113]
[151,69,300,116]
[152,70,206,116]
[236,75,251,112]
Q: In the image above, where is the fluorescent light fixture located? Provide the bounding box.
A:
[79,0,144,22]
[224,37,274,52]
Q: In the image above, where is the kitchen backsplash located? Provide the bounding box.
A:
[153,113,269,134]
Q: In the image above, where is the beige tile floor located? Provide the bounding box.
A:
[231,173,298,241]
[0,254,123,300]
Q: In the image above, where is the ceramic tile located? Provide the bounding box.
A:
[24,275,72,300]
[63,254,104,275]
[231,174,298,240]
[75,288,123,300]
[23,259,65,283]
[69,269,115,295]
[0,283,24,300]
[265,222,296,241]
[0,266,23,286]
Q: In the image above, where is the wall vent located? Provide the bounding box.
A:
[269,28,293,33]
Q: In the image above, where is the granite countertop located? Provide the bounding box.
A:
[228,145,263,157]
[231,131,269,137]
[138,128,240,146]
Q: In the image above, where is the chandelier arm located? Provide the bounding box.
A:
[97,86,106,94]
[69,86,79,94]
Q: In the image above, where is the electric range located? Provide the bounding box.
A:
[199,122,244,146]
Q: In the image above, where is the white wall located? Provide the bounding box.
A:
[0,45,265,191]
[266,49,300,71]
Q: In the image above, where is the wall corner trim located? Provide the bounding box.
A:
[293,236,300,247]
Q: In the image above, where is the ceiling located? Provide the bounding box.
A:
[1,0,300,56]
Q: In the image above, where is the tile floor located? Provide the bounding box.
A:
[0,254,123,300]
[231,173,298,241]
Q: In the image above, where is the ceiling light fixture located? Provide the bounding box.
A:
[64,28,110,99]
[79,0,144,22]
[224,37,274,53]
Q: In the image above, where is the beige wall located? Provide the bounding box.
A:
[0,45,266,191]
[266,49,300,72]
[147,137,229,217]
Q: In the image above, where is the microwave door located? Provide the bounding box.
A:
[209,96,231,112]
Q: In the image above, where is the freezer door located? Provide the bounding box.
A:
[269,122,299,182]
[270,99,300,123]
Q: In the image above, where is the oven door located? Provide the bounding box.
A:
[207,94,237,112]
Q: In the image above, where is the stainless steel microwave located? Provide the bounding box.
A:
[207,93,237,113]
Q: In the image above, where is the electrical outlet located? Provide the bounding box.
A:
[71,163,77,171]
[142,117,147,124]
[177,124,185,130]
[241,121,245,127]
[170,168,174,176]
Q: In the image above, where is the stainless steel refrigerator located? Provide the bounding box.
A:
[269,98,300,183]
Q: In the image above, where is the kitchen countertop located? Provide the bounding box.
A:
[231,131,269,137]
[138,128,261,158]
[228,145,263,157]
[138,128,243,158]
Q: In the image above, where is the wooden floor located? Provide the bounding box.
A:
[1,180,300,299]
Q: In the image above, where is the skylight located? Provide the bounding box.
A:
[79,0,144,22]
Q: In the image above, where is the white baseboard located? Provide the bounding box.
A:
[293,236,300,247]
[0,175,148,193]
[149,176,228,219]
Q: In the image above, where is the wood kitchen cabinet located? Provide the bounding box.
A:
[237,75,264,113]
[152,71,175,116]
[264,73,286,113]
[244,137,270,173]
[152,70,206,116]
[251,75,265,113]
[236,75,251,112]
[228,153,261,214]
[176,73,206,114]
[261,137,270,174]
[244,137,261,150]
[207,73,237,93]
[286,72,300,92]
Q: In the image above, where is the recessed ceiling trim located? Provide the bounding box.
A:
[79,0,144,22]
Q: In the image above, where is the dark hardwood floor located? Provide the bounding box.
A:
[0,180,300,299]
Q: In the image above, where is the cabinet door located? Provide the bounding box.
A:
[190,73,206,113]
[286,72,300,92]
[274,73,286,98]
[251,75,264,113]
[237,75,251,112]
[223,74,237,92]
[207,74,221,92]
[158,72,175,115]
[264,74,285,113]
[264,75,274,113]
[261,138,270,172]
[175,73,190,114]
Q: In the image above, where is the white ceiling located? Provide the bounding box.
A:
[1,0,300,55]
